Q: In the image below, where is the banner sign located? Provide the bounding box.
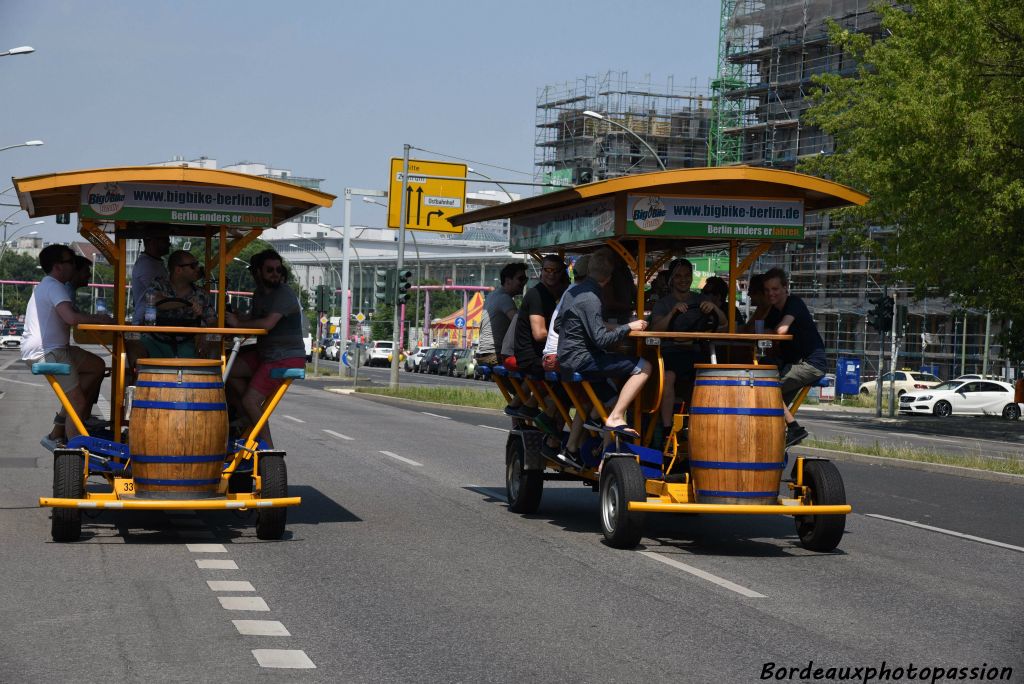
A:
[79,182,273,226]
[510,198,615,251]
[626,195,804,240]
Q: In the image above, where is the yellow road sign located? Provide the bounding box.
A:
[387,158,467,233]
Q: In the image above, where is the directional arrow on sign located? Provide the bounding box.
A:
[427,210,444,226]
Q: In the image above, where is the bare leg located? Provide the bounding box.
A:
[241,387,273,448]
[606,360,652,429]
[659,369,677,428]
[63,386,90,441]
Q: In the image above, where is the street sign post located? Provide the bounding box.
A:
[387,158,467,233]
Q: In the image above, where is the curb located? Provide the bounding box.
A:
[321,388,1023,485]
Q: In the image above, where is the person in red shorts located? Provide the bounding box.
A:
[225,249,305,447]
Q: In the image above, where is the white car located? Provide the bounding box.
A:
[1,330,22,349]
[859,371,942,397]
[366,340,394,367]
[404,346,430,372]
[898,379,1021,419]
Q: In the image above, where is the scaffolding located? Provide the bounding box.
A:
[535,71,711,184]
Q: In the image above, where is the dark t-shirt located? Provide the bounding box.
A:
[252,284,305,361]
[513,282,558,367]
[764,294,826,371]
[651,291,716,333]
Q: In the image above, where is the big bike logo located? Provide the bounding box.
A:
[631,196,666,230]
[87,183,126,216]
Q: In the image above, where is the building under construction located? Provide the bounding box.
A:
[535,71,712,185]
[709,0,1008,380]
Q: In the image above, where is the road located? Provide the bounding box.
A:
[0,356,1021,682]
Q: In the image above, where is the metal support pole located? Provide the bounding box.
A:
[390,145,411,389]
[888,291,899,417]
[340,190,352,346]
[982,310,992,376]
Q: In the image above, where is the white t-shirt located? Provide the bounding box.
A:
[131,251,168,323]
[542,288,573,356]
[21,275,72,361]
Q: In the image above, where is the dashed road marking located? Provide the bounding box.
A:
[865,514,1024,553]
[186,543,227,553]
[233,619,291,636]
[324,429,354,441]
[252,649,316,669]
[478,424,509,433]
[639,551,766,598]
[421,411,450,420]
[196,559,238,569]
[283,415,305,423]
[218,596,270,611]
[380,450,423,467]
[208,580,255,592]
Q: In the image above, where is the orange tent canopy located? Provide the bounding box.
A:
[431,292,484,330]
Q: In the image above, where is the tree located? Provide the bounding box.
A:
[0,251,41,315]
[801,0,1024,359]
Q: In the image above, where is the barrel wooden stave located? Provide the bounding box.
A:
[688,364,786,505]
[130,360,228,499]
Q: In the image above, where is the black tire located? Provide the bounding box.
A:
[505,436,542,514]
[859,387,869,396]
[256,454,287,540]
[933,400,952,417]
[1002,403,1021,420]
[795,460,846,552]
[52,450,84,542]
[599,457,647,549]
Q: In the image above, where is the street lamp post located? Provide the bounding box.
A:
[0,46,34,58]
[582,110,666,172]
[0,139,44,153]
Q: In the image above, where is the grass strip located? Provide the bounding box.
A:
[356,385,505,410]
[806,437,1024,476]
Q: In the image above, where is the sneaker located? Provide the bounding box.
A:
[785,424,809,448]
[533,412,557,436]
[555,449,585,470]
[40,436,65,452]
[540,440,561,459]
[503,405,525,418]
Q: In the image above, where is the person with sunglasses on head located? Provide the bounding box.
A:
[21,244,113,449]
[225,249,305,448]
[138,250,216,359]
[476,262,528,367]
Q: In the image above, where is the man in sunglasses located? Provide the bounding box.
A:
[21,244,113,449]
[225,249,305,447]
[138,250,216,358]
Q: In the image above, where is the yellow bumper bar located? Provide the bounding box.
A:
[39,496,301,510]
[628,501,851,515]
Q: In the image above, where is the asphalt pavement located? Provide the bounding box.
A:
[0,355,1021,682]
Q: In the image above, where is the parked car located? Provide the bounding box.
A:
[427,348,455,375]
[322,339,342,360]
[454,350,479,378]
[859,371,942,397]
[0,326,22,349]
[899,379,1021,419]
[951,374,1003,382]
[418,347,442,373]
[447,348,470,376]
[405,345,429,372]
[367,340,394,367]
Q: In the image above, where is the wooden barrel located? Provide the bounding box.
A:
[130,359,228,499]
[688,364,786,505]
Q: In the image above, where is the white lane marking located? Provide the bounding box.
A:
[478,424,509,433]
[186,543,227,553]
[421,411,450,420]
[639,551,766,598]
[218,596,270,611]
[865,514,1024,553]
[252,649,316,669]
[323,429,354,441]
[176,530,215,539]
[380,450,423,467]
[0,356,22,371]
[207,580,255,592]
[233,620,291,636]
[196,559,238,570]
[283,415,305,423]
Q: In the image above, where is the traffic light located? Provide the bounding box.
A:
[396,269,412,305]
[867,295,894,332]
[314,284,328,312]
[374,268,389,303]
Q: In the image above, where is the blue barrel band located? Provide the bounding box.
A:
[131,454,227,464]
[689,407,785,416]
[132,401,227,411]
[696,489,779,498]
[690,460,785,471]
[136,381,224,389]
[134,477,221,486]
[694,380,781,387]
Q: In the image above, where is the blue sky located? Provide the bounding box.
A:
[2,0,720,241]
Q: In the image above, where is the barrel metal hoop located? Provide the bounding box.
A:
[689,407,785,416]
[690,460,785,471]
[132,401,227,411]
[135,367,221,376]
[131,454,227,464]
[693,380,781,388]
[133,477,221,486]
[136,381,224,389]
[696,489,780,498]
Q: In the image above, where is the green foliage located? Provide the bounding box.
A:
[0,251,41,315]
[417,279,464,320]
[801,0,1024,357]
[371,302,394,340]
